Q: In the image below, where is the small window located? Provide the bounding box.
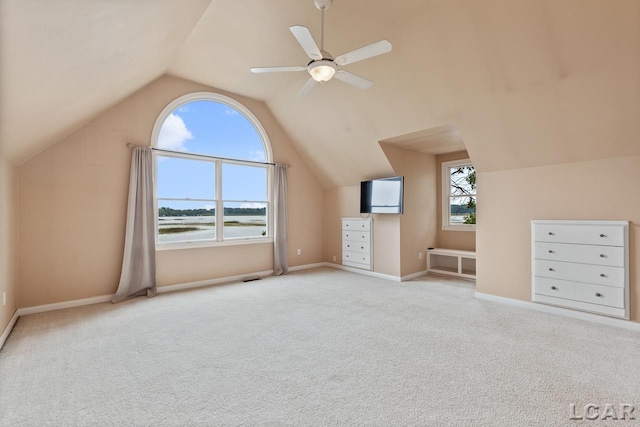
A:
[152,93,272,247]
[442,159,476,231]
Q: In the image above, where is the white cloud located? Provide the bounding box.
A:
[177,105,190,113]
[224,108,240,116]
[248,150,266,162]
[158,113,193,150]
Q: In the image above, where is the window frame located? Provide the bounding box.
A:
[441,158,476,232]
[151,92,273,250]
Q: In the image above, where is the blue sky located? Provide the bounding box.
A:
[156,100,268,211]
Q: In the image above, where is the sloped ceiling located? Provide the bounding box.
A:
[0,0,211,163]
[2,0,639,189]
[169,0,640,187]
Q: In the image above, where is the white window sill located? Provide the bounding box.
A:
[156,237,273,251]
[442,225,476,232]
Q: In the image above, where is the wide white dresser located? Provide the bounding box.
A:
[342,218,372,270]
[531,220,629,319]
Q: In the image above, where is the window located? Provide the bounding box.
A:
[442,158,476,231]
[152,93,272,247]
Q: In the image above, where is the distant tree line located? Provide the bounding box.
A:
[158,207,266,217]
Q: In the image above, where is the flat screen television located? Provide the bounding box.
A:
[360,176,404,214]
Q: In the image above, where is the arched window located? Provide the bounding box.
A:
[152,92,273,246]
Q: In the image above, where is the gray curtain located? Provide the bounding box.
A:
[273,163,288,275]
[112,146,157,303]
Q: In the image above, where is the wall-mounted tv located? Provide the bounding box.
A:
[360,176,404,214]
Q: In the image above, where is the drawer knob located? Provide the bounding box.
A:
[360,246,364,250]
[599,254,606,258]
[600,273,606,278]
[548,250,554,254]
[551,286,558,291]
[600,234,605,238]
[595,293,602,297]
[346,224,349,227]
[548,232,554,236]
[548,268,554,272]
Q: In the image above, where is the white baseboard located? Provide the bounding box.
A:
[0,310,19,351]
[157,269,274,294]
[161,263,333,293]
[324,262,402,282]
[12,266,319,320]
[324,262,429,283]
[401,270,429,281]
[288,262,327,272]
[17,294,114,316]
[474,292,640,332]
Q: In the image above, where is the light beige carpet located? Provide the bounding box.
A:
[1,267,639,426]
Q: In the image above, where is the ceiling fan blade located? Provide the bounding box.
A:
[334,70,373,90]
[334,40,392,66]
[251,66,307,73]
[290,26,323,60]
[297,78,320,98]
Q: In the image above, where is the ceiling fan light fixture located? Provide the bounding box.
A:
[308,60,336,82]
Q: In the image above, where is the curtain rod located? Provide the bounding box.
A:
[126,143,290,168]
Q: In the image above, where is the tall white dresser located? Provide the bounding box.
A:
[342,218,373,271]
[531,220,629,319]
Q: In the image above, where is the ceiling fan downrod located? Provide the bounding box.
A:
[314,0,331,52]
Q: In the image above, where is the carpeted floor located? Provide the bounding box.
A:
[1,267,639,426]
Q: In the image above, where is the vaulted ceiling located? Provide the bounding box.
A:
[2,0,639,188]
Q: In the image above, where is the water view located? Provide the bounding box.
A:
[158,215,267,243]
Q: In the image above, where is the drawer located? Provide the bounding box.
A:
[342,230,370,243]
[534,259,625,288]
[343,240,370,254]
[574,283,625,309]
[342,219,371,232]
[343,250,371,265]
[535,242,624,267]
[534,224,624,247]
[534,277,574,300]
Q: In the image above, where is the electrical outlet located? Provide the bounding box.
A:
[2,292,5,306]
[297,248,301,255]
[418,252,422,260]
[333,255,337,262]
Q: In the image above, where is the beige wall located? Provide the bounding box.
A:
[17,75,324,308]
[324,145,438,278]
[0,158,17,332]
[381,144,438,277]
[436,151,476,252]
[323,185,401,277]
[477,155,640,323]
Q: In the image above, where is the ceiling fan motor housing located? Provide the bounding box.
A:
[314,0,332,11]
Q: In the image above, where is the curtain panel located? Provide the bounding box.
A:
[113,146,157,303]
[273,163,289,275]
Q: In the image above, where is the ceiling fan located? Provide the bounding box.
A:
[250,0,392,97]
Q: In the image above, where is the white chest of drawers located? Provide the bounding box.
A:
[342,218,373,271]
[531,220,629,319]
